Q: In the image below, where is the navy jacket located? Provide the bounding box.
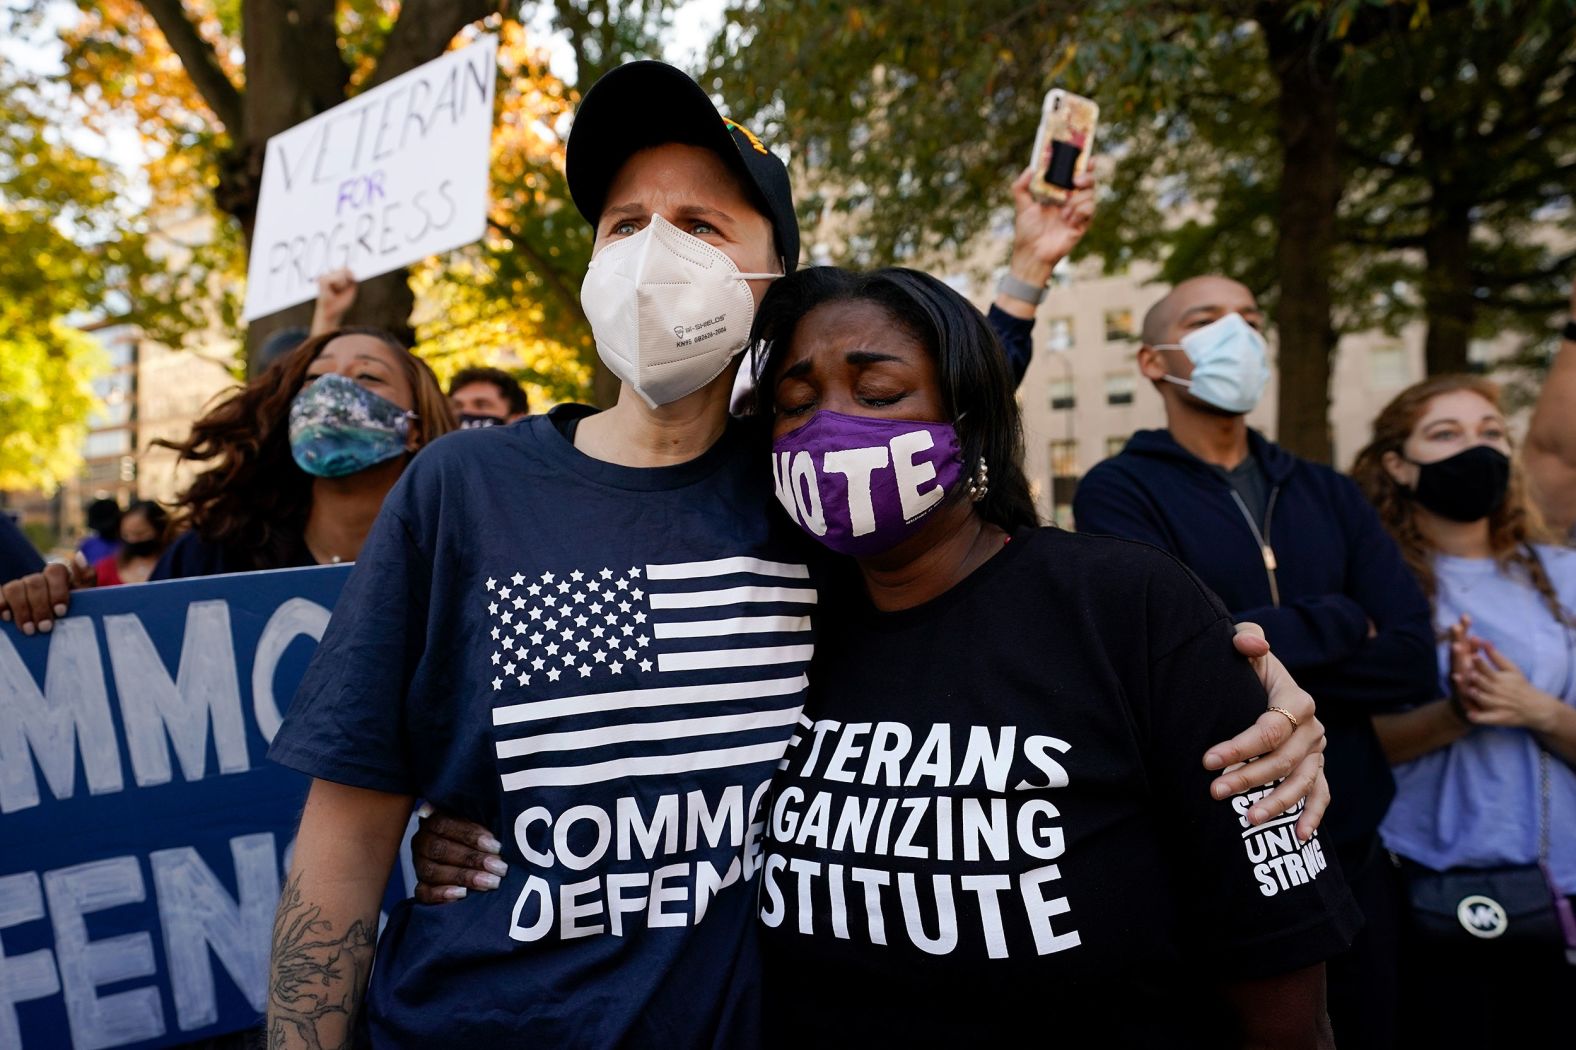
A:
[1074,428,1438,851]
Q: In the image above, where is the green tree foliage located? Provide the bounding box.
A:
[0,74,115,491]
[708,0,1574,460]
[1338,1,1576,374]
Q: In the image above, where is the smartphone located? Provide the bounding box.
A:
[1029,89,1099,205]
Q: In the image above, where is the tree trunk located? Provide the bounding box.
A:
[232,0,352,373]
[1259,7,1342,464]
[1421,202,1474,375]
[345,271,417,347]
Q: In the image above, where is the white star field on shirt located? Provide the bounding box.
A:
[484,567,656,689]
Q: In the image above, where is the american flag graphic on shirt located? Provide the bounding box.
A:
[482,555,816,791]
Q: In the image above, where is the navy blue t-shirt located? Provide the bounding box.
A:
[270,406,816,1048]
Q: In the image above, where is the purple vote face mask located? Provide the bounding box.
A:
[770,409,965,557]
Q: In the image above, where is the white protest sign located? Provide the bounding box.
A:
[241,34,498,320]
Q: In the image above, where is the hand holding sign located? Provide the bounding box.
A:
[309,268,359,336]
[0,555,95,635]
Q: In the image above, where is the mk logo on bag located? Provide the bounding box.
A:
[1457,894,1509,939]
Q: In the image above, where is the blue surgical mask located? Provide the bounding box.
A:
[1153,312,1271,415]
[289,373,415,478]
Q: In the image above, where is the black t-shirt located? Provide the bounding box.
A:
[759,528,1360,1046]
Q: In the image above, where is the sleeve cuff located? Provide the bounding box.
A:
[267,736,414,796]
[1208,889,1365,980]
[987,303,1034,333]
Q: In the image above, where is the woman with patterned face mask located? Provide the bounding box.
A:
[144,327,456,579]
[0,327,453,626]
[1352,375,1576,1049]
[741,267,1359,1045]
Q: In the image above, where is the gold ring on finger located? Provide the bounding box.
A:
[1267,706,1299,730]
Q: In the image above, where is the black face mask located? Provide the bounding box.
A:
[459,412,507,429]
[122,538,162,559]
[1407,445,1511,523]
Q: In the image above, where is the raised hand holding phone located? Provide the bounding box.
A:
[1029,89,1099,205]
[993,162,1097,320]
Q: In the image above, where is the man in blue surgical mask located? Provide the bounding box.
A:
[1074,274,1438,1050]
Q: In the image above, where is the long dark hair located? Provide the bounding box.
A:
[156,327,455,570]
[750,266,1039,534]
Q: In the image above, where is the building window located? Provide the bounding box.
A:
[85,428,132,459]
[1049,378,1075,411]
[1105,372,1136,406]
[1049,439,1079,526]
[1104,308,1135,343]
[1046,317,1074,352]
[1369,345,1407,387]
[1105,435,1128,458]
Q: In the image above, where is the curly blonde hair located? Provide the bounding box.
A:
[1351,373,1567,627]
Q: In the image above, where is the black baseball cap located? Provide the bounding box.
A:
[566,61,799,272]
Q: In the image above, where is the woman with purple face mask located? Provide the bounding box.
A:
[747,268,1357,1046]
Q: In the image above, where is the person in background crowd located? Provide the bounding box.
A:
[450,365,530,427]
[1352,374,1576,1049]
[0,511,44,585]
[1072,274,1439,1049]
[153,327,454,578]
[0,327,454,630]
[266,61,1328,1050]
[94,500,171,586]
[1523,275,1576,533]
[78,497,122,565]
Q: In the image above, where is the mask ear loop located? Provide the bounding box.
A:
[1146,344,1193,390]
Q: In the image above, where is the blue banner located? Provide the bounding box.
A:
[0,565,416,1049]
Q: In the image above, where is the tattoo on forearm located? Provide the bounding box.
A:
[266,871,376,1050]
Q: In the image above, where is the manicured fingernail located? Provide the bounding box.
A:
[53,604,66,616]
[37,620,51,633]
[475,873,501,890]
[1248,807,1266,823]
[1204,753,1224,770]
[483,856,508,877]
[479,834,502,853]
[1212,782,1230,799]
[21,622,34,635]
[444,886,467,900]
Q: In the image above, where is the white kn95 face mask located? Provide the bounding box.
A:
[580,214,780,408]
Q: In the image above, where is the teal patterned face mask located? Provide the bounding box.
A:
[289,373,415,478]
